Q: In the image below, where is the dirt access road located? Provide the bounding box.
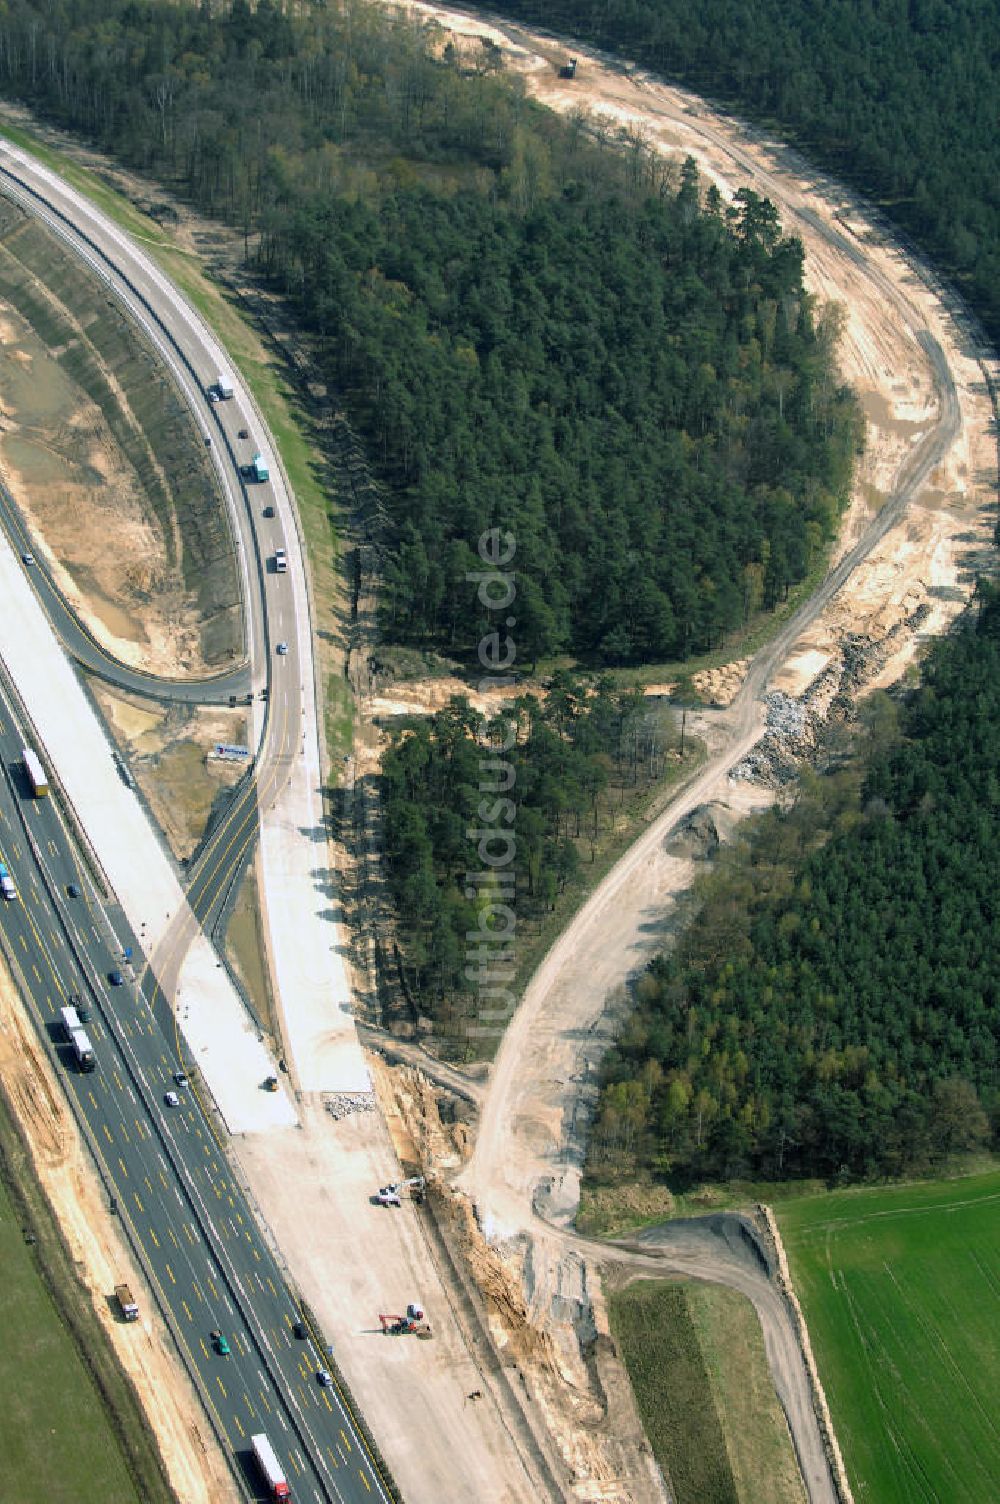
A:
[384,3,998,1500]
[447,5,995,1221]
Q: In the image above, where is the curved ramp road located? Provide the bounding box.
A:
[0,479,252,706]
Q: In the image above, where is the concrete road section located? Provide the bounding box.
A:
[0,534,293,1133]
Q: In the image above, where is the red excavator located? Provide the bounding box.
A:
[378,1302,433,1338]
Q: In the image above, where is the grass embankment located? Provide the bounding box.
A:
[778,1170,1000,1503]
[0,1088,171,1504]
[609,1279,804,1504]
[578,1172,828,1237]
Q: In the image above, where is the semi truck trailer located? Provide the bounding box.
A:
[22,745,48,796]
[60,1004,82,1040]
[69,1026,96,1072]
[250,1433,291,1500]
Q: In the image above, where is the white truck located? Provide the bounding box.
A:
[250,1433,291,1501]
[274,547,287,574]
[210,371,234,401]
[22,745,48,797]
[60,1003,82,1040]
[69,1026,96,1073]
[0,861,17,901]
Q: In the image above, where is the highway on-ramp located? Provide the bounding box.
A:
[0,476,253,706]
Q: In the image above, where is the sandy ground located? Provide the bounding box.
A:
[0,285,226,678]
[91,684,249,861]
[0,954,235,1504]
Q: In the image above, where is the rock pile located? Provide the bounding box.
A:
[731,691,818,786]
[324,1092,377,1121]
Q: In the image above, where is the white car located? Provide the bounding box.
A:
[276,642,289,655]
[164,1090,180,1108]
[317,1368,333,1388]
[21,553,35,566]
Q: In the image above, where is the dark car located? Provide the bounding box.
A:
[66,882,81,899]
[263,505,275,518]
[68,991,90,1023]
[293,1318,307,1340]
[108,969,124,987]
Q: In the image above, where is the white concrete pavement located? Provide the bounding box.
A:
[0,532,296,1130]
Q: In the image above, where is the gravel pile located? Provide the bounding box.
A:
[325,1092,377,1120]
[732,691,818,786]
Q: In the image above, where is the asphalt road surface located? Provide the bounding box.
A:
[0,688,390,1504]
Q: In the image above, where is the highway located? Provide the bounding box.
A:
[0,687,390,1503]
[0,148,388,1501]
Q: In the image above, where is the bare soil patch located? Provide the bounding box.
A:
[89,680,248,862]
[0,191,239,677]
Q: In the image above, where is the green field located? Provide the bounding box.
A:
[609,1279,805,1504]
[0,1174,143,1504]
[778,1171,1000,1503]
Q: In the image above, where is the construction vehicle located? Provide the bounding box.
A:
[115,1283,139,1321]
[250,1432,291,1501]
[379,1302,432,1338]
[22,745,48,797]
[375,1175,425,1206]
[0,861,17,901]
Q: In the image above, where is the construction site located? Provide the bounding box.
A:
[0,4,995,1504]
